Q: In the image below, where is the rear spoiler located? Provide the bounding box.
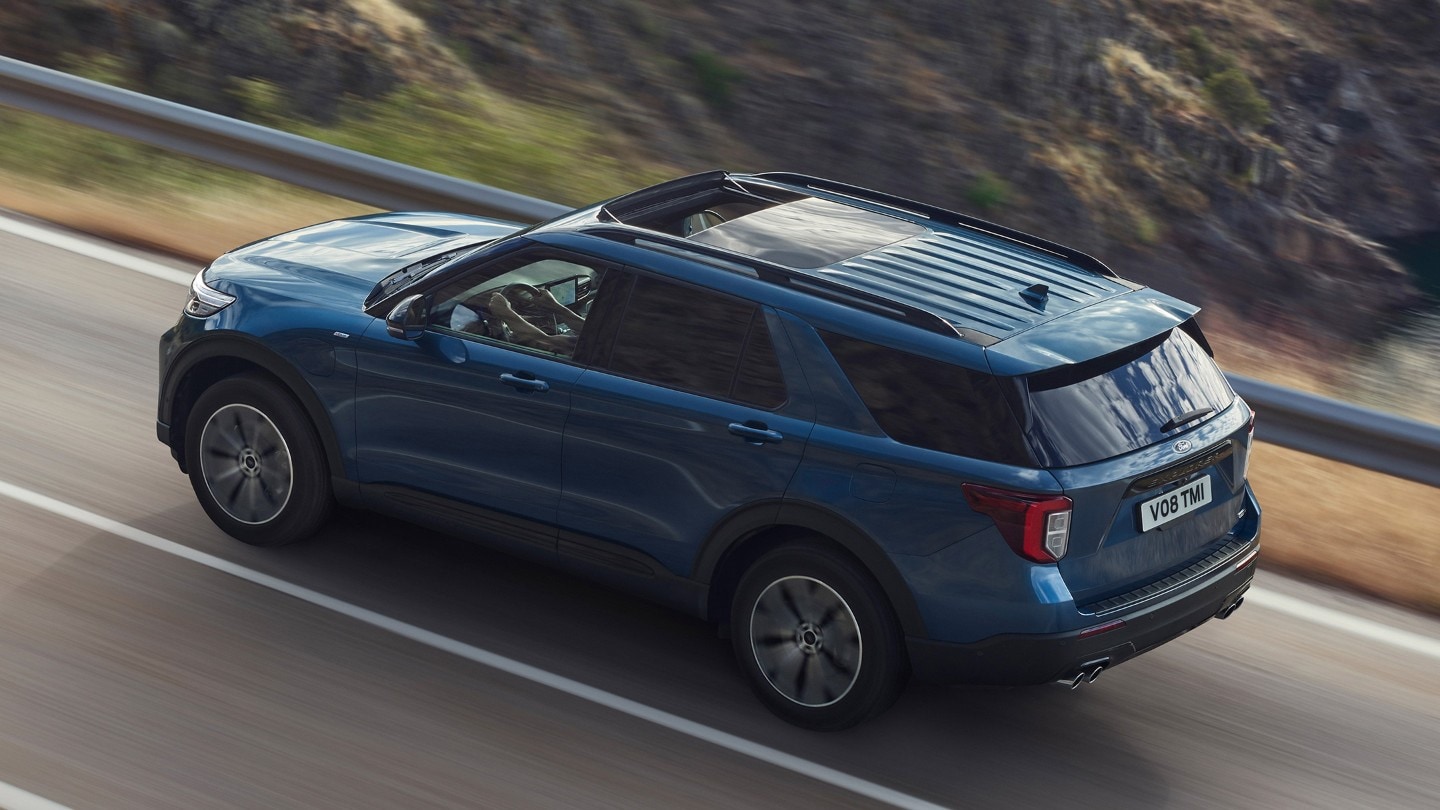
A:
[983,289,1199,377]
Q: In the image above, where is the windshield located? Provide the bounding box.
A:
[1020,326,1234,467]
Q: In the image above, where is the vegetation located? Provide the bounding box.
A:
[1182,28,1271,129]
[1205,68,1272,130]
[688,51,743,109]
[964,171,1011,213]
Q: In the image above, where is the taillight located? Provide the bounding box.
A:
[1240,409,1257,481]
[961,483,1072,562]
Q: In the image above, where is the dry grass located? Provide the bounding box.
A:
[0,171,373,263]
[346,0,428,40]
[1249,443,1440,614]
[1102,41,1209,118]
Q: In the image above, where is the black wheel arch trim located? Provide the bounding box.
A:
[693,499,928,638]
[160,333,346,479]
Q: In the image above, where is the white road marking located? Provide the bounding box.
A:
[0,479,948,810]
[0,779,74,810]
[0,213,192,286]
[1245,588,1440,661]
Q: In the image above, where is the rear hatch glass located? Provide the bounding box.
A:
[1019,327,1234,467]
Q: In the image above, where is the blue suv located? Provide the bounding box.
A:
[157,171,1260,728]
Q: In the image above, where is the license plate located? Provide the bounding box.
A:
[1139,476,1211,531]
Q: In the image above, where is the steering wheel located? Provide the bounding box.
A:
[501,283,560,332]
[501,283,547,313]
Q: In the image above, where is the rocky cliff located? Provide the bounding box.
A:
[4,0,1436,342]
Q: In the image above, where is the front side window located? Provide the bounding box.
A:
[428,251,604,359]
[604,275,786,407]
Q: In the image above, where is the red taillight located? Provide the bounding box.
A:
[961,483,1073,563]
[1241,409,1257,481]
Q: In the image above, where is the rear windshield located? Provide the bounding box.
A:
[1020,327,1234,467]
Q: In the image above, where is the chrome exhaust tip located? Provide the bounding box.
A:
[1058,659,1110,690]
[1217,596,1245,620]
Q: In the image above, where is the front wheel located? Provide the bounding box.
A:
[731,542,908,729]
[185,373,332,546]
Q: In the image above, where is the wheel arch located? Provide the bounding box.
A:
[161,334,344,479]
[696,501,928,638]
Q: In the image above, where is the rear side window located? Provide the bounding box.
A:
[821,332,1032,465]
[605,275,786,408]
[1022,327,1235,466]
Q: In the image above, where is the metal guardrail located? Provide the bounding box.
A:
[2,56,1437,487]
[1229,376,1440,487]
[0,56,568,221]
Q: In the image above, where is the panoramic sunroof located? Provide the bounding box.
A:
[687,197,926,269]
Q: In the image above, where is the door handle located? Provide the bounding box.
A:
[500,372,550,393]
[728,421,783,445]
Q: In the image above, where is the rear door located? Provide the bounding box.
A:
[557,271,814,576]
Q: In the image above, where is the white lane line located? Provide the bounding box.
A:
[1245,588,1440,661]
[0,780,74,810]
[0,213,192,286]
[0,479,947,810]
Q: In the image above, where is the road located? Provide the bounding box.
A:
[0,212,1437,809]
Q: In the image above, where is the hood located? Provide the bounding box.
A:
[204,212,525,306]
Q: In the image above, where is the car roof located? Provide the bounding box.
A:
[542,171,1147,347]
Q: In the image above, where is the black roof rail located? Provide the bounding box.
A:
[598,170,733,222]
[746,172,1121,279]
[582,225,972,340]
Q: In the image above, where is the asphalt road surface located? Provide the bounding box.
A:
[0,212,1437,809]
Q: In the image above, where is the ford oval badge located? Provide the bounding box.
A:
[1173,440,1193,454]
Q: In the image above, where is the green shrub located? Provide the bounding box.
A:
[688,51,742,108]
[965,172,1011,213]
[1205,68,1271,129]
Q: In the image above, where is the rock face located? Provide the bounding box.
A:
[2,0,1434,340]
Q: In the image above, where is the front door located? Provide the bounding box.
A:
[353,247,612,547]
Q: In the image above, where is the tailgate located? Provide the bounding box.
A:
[1049,402,1255,607]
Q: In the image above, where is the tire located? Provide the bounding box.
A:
[184,373,332,546]
[731,542,908,730]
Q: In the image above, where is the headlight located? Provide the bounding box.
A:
[185,271,236,317]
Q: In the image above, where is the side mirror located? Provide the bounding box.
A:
[385,294,428,340]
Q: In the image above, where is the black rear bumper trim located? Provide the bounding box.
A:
[907,541,1256,686]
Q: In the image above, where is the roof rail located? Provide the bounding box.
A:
[598,170,733,222]
[582,225,972,340]
[746,172,1121,279]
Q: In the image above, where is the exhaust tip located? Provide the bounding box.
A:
[1217,596,1245,620]
[1058,659,1110,690]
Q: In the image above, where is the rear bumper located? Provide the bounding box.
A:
[907,538,1257,685]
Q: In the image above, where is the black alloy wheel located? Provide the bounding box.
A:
[731,541,908,729]
[185,373,332,546]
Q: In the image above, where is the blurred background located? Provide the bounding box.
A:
[0,3,1437,808]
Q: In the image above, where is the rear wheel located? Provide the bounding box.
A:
[731,542,908,729]
[185,373,332,546]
